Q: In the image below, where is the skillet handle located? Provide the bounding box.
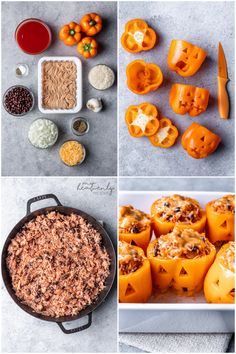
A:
[57,313,92,334]
[26,194,62,215]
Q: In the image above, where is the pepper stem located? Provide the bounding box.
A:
[89,20,96,26]
[83,43,92,52]
[69,29,75,36]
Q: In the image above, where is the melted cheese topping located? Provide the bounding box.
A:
[209,195,235,214]
[119,205,151,233]
[218,241,235,272]
[119,241,144,275]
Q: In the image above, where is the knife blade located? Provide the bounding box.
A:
[218,42,229,119]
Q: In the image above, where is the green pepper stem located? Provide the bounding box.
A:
[89,20,96,26]
[69,29,75,36]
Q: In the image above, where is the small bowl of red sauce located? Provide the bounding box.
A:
[15,18,52,55]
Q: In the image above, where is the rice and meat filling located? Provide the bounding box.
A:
[210,195,235,214]
[119,241,144,275]
[152,194,202,224]
[119,205,151,234]
[6,212,110,318]
[153,227,211,259]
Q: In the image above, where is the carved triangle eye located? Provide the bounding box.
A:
[200,136,205,142]
[131,240,137,246]
[229,288,235,297]
[159,266,167,273]
[182,48,188,53]
[179,267,188,276]
[125,283,136,296]
[215,279,220,287]
[220,220,227,229]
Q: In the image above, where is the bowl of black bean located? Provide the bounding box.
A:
[3,85,34,116]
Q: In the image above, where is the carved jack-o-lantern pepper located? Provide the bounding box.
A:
[125,103,159,138]
[151,194,206,238]
[126,60,163,95]
[121,19,157,53]
[182,123,221,159]
[169,84,210,117]
[119,241,152,303]
[119,205,152,251]
[167,40,207,77]
[204,242,235,303]
[147,227,216,296]
[206,195,235,244]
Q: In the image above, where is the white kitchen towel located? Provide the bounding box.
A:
[119,333,232,353]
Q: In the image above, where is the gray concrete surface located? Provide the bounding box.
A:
[1,177,117,353]
[119,177,234,192]
[119,1,235,176]
[1,2,117,176]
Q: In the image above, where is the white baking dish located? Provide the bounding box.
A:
[38,56,82,114]
[119,191,235,333]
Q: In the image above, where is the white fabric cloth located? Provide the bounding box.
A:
[119,333,232,353]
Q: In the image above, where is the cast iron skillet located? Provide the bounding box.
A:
[1,194,116,334]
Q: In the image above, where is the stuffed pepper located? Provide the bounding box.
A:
[151,194,206,237]
[147,227,216,295]
[204,242,235,303]
[119,205,152,251]
[206,195,235,244]
[119,241,152,303]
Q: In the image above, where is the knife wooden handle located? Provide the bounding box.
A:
[218,77,229,119]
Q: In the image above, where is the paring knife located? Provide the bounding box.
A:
[218,42,229,119]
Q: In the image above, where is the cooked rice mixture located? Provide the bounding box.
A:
[6,212,110,318]
[209,195,235,214]
[119,205,151,234]
[218,241,235,273]
[151,194,202,224]
[153,227,212,259]
[119,241,144,275]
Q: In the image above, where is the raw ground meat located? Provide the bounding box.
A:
[6,211,110,318]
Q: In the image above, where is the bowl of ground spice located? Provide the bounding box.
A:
[3,85,34,116]
[71,117,89,136]
[59,140,86,167]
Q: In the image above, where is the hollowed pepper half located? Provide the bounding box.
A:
[169,84,210,117]
[126,60,163,95]
[206,195,235,244]
[204,242,235,303]
[125,103,159,138]
[151,194,206,237]
[147,229,216,296]
[182,123,221,159]
[121,19,157,53]
[149,118,179,148]
[167,40,207,77]
[119,241,152,303]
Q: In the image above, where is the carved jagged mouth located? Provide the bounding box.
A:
[176,61,187,71]
[178,100,203,113]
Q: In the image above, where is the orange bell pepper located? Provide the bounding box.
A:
[151,195,206,237]
[77,37,98,59]
[204,242,235,303]
[119,242,152,303]
[182,123,221,159]
[80,13,102,36]
[126,60,163,95]
[121,19,157,53]
[59,22,82,46]
[147,235,216,295]
[169,84,210,117]
[119,224,152,252]
[125,103,159,138]
[167,40,207,77]
[149,118,178,148]
[206,195,235,244]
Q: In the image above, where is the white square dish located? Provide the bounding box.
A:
[119,191,235,333]
[38,56,82,114]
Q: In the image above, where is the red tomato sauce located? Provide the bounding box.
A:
[15,19,52,54]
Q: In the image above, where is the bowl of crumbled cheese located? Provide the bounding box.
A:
[28,118,58,149]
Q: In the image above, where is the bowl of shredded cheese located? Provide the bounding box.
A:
[59,140,86,167]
